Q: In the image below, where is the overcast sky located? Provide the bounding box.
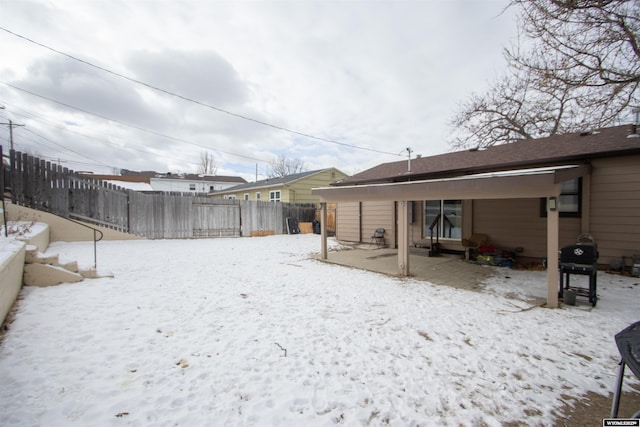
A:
[0,0,516,181]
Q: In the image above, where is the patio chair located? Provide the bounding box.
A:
[371,228,385,248]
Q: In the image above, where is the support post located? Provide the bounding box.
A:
[320,202,328,260]
[546,193,560,308]
[397,201,410,276]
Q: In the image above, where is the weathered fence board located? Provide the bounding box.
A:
[128,191,161,238]
[4,147,318,239]
[193,203,240,237]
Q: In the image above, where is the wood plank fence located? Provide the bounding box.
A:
[2,148,317,239]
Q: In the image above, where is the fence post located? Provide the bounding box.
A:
[1,145,7,237]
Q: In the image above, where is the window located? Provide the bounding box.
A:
[189,183,196,191]
[424,200,462,240]
[256,192,261,201]
[541,178,582,217]
[225,195,237,200]
[244,193,249,201]
[209,185,214,191]
[269,190,281,202]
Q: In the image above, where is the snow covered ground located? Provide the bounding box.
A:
[0,234,638,426]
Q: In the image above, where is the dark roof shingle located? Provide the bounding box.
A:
[336,125,640,186]
[218,169,329,192]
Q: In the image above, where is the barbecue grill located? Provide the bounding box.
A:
[558,234,599,306]
[611,320,640,418]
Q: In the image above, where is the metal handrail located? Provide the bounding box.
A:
[57,214,104,269]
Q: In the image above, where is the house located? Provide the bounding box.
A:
[149,173,246,194]
[89,170,247,194]
[312,124,640,308]
[211,168,348,203]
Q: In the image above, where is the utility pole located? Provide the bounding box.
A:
[406,147,413,173]
[0,119,25,151]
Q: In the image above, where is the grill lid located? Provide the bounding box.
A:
[615,320,640,379]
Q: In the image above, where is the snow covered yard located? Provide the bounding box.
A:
[0,234,638,426]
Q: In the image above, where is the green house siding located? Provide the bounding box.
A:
[211,168,348,204]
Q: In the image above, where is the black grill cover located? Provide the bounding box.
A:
[560,244,598,264]
[615,321,640,380]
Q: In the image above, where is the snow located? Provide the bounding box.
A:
[0,234,638,426]
[0,221,48,264]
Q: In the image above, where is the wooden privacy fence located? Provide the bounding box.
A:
[2,148,317,239]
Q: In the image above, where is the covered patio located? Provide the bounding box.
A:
[313,164,592,308]
[318,245,496,292]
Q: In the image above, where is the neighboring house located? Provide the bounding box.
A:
[211,168,348,203]
[89,171,247,194]
[86,173,155,192]
[150,173,246,194]
[313,124,640,308]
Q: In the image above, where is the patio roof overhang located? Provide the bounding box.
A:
[311,164,591,202]
[312,164,592,309]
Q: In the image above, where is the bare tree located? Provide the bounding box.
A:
[266,155,306,178]
[197,151,217,175]
[450,67,589,149]
[450,0,639,149]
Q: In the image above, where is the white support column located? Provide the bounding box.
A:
[546,192,560,308]
[397,201,410,276]
[320,202,328,260]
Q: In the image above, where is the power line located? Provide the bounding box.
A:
[20,127,112,168]
[3,102,204,166]
[0,83,270,164]
[2,105,267,177]
[0,25,402,157]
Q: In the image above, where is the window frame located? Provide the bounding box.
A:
[540,177,582,218]
[269,190,281,202]
[424,199,463,240]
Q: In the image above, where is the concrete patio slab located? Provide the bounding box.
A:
[317,244,496,291]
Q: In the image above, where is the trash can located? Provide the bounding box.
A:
[312,220,321,234]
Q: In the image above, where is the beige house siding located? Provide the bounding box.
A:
[336,202,361,242]
[335,201,395,246]
[472,199,581,259]
[362,201,395,247]
[589,155,640,265]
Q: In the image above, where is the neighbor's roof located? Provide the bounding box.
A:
[151,173,247,183]
[335,124,640,186]
[217,168,339,193]
[96,171,247,184]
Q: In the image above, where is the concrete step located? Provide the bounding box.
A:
[24,245,59,265]
[59,260,79,273]
[79,268,114,279]
[25,245,79,273]
[23,263,84,287]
